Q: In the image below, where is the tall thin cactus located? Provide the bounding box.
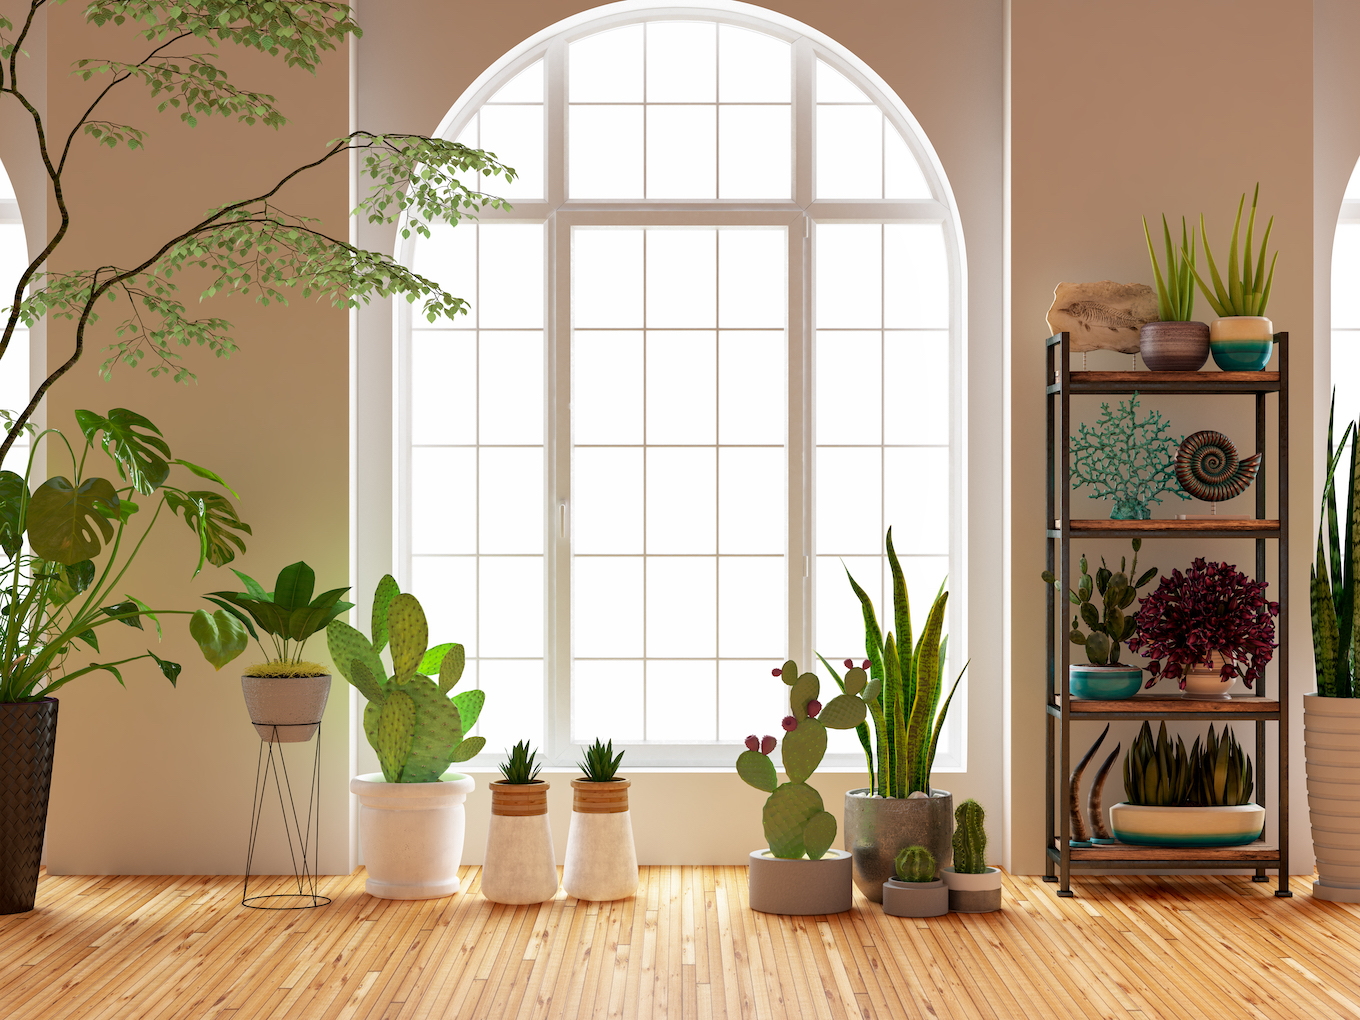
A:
[952,800,988,874]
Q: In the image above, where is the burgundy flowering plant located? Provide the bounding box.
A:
[1126,558,1279,690]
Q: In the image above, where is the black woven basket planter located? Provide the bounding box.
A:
[0,698,57,914]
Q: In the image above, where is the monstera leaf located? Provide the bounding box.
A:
[26,476,119,564]
[74,408,171,494]
[164,489,251,577]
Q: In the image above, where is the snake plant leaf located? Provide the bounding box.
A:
[924,660,969,784]
[904,593,947,794]
[190,608,248,670]
[387,593,428,686]
[450,735,486,762]
[376,690,417,783]
[0,470,27,558]
[26,476,118,564]
[164,489,250,577]
[147,650,182,686]
[73,408,171,494]
[781,716,826,784]
[802,810,837,861]
[1313,562,1339,698]
[327,618,388,690]
[272,561,315,612]
[371,574,401,654]
[451,688,483,730]
[886,528,913,668]
[438,644,466,694]
[737,748,778,792]
[883,631,904,797]
[844,566,885,682]
[348,658,387,706]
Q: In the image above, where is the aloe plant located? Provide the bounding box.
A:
[579,738,624,782]
[1183,183,1278,319]
[1312,391,1359,697]
[1142,215,1198,322]
[817,528,968,798]
[499,741,543,784]
[1188,724,1254,807]
[1123,721,1192,807]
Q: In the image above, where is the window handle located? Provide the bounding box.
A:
[559,502,567,539]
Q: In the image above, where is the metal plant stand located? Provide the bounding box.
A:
[1043,331,1291,898]
[243,722,330,909]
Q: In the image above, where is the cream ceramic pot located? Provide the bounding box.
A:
[351,771,476,899]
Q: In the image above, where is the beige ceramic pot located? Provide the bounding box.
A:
[1180,651,1237,700]
[1305,692,1360,902]
[240,673,331,742]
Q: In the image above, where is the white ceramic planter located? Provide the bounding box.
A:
[240,674,331,742]
[562,779,638,901]
[1305,692,1360,902]
[1109,802,1264,846]
[482,780,559,905]
[351,771,475,899]
[881,878,948,918]
[748,849,854,915]
[940,866,1002,912]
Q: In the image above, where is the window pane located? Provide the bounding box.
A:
[719,331,785,445]
[647,331,716,445]
[719,25,790,102]
[815,447,881,554]
[718,106,791,200]
[817,555,881,665]
[647,229,716,327]
[719,661,780,743]
[646,448,716,553]
[479,448,543,554]
[647,558,716,657]
[817,105,882,200]
[411,556,478,657]
[412,332,475,445]
[718,557,784,656]
[489,60,543,103]
[647,22,716,102]
[480,556,543,657]
[477,660,543,750]
[412,448,476,554]
[575,229,644,327]
[479,224,543,328]
[573,661,644,741]
[816,225,881,328]
[1332,333,1360,438]
[1334,224,1360,328]
[570,25,643,102]
[412,222,475,301]
[884,224,949,328]
[574,448,643,553]
[479,105,544,201]
[647,106,716,199]
[884,448,950,555]
[480,332,543,444]
[816,331,881,445]
[575,558,644,657]
[0,223,26,298]
[569,106,644,199]
[816,60,870,103]
[647,661,716,741]
[885,127,931,200]
[885,332,949,445]
[574,331,643,444]
[718,229,785,328]
[718,449,784,554]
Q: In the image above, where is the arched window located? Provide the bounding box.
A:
[1334,164,1360,431]
[0,161,31,468]
[396,8,965,767]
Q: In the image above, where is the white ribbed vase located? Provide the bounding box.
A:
[1305,692,1360,902]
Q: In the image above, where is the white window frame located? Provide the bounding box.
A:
[391,2,968,770]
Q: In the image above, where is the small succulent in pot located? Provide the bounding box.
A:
[1126,557,1279,689]
[894,845,936,883]
[500,740,543,784]
[579,738,624,782]
[1042,538,1158,665]
[1123,721,1193,806]
[1189,724,1254,806]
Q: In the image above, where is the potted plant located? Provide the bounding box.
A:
[1139,214,1209,370]
[0,409,248,914]
[1126,558,1279,699]
[736,659,866,915]
[881,845,948,918]
[940,799,1002,912]
[1109,722,1264,846]
[482,741,559,904]
[1305,396,1360,902]
[1183,184,1279,371]
[327,575,485,899]
[1042,538,1158,698]
[562,738,637,901]
[820,528,968,903]
[199,562,351,742]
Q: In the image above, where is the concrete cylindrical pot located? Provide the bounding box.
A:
[351,771,476,899]
[240,674,331,742]
[748,849,853,915]
[562,779,638,901]
[1139,320,1209,371]
[482,780,559,904]
[940,866,1002,912]
[1305,692,1360,902]
[844,788,953,903]
[881,877,948,918]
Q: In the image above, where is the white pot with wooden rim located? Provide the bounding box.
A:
[481,780,559,904]
[1180,650,1238,700]
[562,778,638,901]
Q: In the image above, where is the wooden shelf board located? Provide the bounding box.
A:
[1054,694,1280,716]
[1055,370,1281,395]
[1055,839,1278,863]
[1050,519,1280,538]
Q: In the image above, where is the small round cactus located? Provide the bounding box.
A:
[760,735,776,754]
[745,734,760,751]
[781,715,798,731]
[806,699,822,718]
[895,844,937,883]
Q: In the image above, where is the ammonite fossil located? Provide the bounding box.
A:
[1175,430,1263,502]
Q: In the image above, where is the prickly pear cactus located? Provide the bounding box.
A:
[952,799,988,874]
[327,575,485,783]
[736,659,867,860]
[895,844,936,883]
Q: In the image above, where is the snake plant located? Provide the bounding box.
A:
[1313,391,1359,697]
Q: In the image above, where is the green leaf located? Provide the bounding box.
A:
[26,476,118,564]
[101,600,143,630]
[74,629,99,652]
[148,650,181,686]
[438,644,466,694]
[73,408,171,494]
[285,587,351,642]
[737,748,778,793]
[202,596,258,641]
[172,458,238,497]
[371,574,400,654]
[208,591,290,638]
[327,618,387,690]
[164,490,251,577]
[190,608,248,671]
[349,658,387,706]
[419,642,456,675]
[231,569,268,599]
[450,688,483,730]
[273,561,315,611]
[0,470,28,558]
[450,736,485,762]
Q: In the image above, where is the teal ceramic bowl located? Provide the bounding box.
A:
[1210,338,1272,372]
[1068,664,1143,700]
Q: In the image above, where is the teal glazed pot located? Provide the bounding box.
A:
[1209,316,1273,371]
[1068,664,1143,700]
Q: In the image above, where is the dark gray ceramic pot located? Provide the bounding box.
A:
[1139,320,1209,371]
[844,788,953,903]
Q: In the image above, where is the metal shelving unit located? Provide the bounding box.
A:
[1043,331,1291,898]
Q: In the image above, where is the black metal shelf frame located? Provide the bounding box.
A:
[1042,331,1291,897]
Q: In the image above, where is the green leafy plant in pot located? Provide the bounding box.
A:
[194,561,352,742]
[563,738,639,901]
[817,527,969,903]
[486,741,559,905]
[1139,214,1209,371]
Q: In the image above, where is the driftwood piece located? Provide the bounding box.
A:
[1046,281,1159,353]
[1069,724,1109,843]
[1088,742,1121,841]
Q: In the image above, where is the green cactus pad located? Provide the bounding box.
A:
[438,644,467,694]
[817,693,867,730]
[418,642,456,676]
[363,700,381,756]
[737,748,778,792]
[326,619,387,690]
[387,593,429,685]
[451,689,484,731]
[399,675,465,782]
[370,574,401,654]
[790,672,820,719]
[349,658,386,706]
[780,660,797,685]
[862,677,882,704]
[844,666,867,697]
[802,810,837,861]
[450,735,486,762]
[780,716,827,783]
[376,691,417,783]
[763,782,824,859]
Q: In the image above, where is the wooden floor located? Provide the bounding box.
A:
[2,867,1358,1020]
